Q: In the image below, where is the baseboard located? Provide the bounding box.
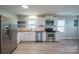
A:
[60,39,79,40]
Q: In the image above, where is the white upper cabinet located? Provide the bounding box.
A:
[37,17,45,25]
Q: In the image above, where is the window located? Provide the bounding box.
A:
[57,20,65,32]
[27,20,37,29]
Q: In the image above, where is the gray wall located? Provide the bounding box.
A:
[57,16,78,39]
[77,16,79,39]
[78,18,79,39]
[17,15,79,39]
[0,9,18,20]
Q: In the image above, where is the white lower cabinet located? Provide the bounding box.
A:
[55,32,60,41]
[21,32,35,41]
[43,32,46,41]
[17,32,46,42]
[17,32,22,43]
[17,32,59,42]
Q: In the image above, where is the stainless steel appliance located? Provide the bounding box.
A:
[45,20,54,26]
[36,32,43,42]
[45,28,55,41]
[45,20,55,41]
[0,15,17,54]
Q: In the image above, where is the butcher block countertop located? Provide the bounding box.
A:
[17,28,45,32]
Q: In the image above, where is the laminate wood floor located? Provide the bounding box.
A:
[12,40,79,54]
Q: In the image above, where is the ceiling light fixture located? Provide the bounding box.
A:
[22,5,28,9]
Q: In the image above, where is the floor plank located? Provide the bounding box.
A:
[12,40,79,54]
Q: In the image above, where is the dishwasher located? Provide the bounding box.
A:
[36,32,43,42]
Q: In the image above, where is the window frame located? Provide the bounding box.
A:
[57,20,65,32]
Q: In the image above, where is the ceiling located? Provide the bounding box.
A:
[0,5,79,16]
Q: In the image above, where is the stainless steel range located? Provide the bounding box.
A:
[45,28,55,41]
[45,19,55,42]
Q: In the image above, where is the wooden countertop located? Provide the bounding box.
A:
[17,28,45,32]
[17,28,59,32]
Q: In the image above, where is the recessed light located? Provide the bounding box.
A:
[22,5,28,9]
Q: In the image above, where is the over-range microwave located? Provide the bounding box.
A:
[45,20,54,26]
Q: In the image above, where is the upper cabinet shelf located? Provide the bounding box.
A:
[18,21,26,28]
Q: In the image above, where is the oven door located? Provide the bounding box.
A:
[48,34,54,37]
[46,32,55,41]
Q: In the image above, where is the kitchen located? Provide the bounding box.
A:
[0,5,79,54]
[17,15,59,43]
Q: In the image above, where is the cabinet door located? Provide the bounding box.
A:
[25,32,30,41]
[55,32,60,41]
[43,32,46,41]
[37,17,45,25]
[21,32,35,41]
[24,32,35,41]
[21,32,30,41]
[21,32,26,41]
[30,32,35,41]
[17,32,21,43]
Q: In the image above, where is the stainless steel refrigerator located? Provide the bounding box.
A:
[0,15,17,54]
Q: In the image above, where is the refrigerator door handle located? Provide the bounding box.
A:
[4,24,11,40]
[5,26,9,35]
[8,24,11,39]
